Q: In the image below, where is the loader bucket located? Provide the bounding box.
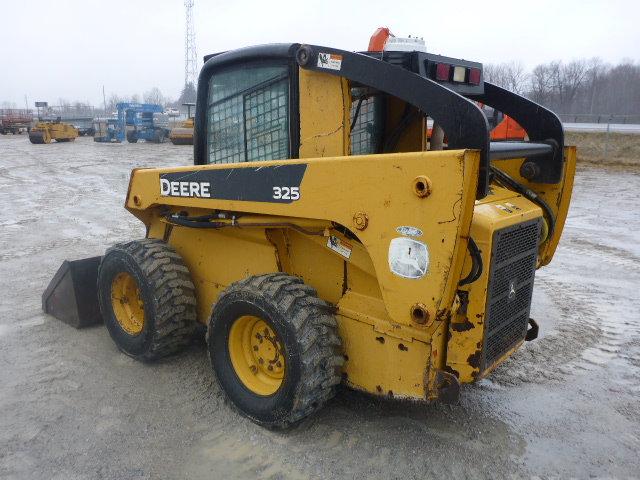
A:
[42,257,103,328]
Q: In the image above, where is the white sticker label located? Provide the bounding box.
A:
[396,226,423,237]
[327,235,352,259]
[388,237,429,279]
[317,52,342,71]
[495,204,513,214]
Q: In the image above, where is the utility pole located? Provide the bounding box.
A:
[102,85,107,115]
[184,0,197,88]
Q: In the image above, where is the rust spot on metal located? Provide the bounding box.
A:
[375,336,385,344]
[467,350,482,369]
[443,365,460,379]
[434,370,460,404]
[451,318,474,332]
[435,308,452,324]
[410,304,430,324]
[398,343,408,351]
[376,385,382,393]
[413,175,432,198]
[387,390,394,398]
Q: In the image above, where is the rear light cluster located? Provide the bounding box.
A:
[434,63,481,85]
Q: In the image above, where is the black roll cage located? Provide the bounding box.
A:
[195,43,564,199]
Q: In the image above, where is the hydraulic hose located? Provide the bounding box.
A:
[162,213,326,236]
[490,166,556,239]
[459,237,483,286]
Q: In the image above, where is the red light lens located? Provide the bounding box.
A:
[435,63,451,81]
[469,68,481,85]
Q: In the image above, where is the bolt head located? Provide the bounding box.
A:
[353,212,369,230]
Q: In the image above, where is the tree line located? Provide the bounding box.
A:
[103,83,197,113]
[484,58,640,116]
[4,61,639,118]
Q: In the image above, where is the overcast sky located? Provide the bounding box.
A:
[1,0,638,107]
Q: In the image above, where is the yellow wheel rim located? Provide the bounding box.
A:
[228,315,285,396]
[111,272,145,335]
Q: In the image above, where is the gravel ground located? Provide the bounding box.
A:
[0,135,639,480]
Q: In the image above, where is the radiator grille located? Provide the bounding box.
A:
[482,219,541,369]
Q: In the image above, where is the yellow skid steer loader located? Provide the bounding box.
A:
[43,37,575,428]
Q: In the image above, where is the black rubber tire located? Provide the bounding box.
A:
[98,239,197,361]
[207,273,343,429]
[126,131,138,143]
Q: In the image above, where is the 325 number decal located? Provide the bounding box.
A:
[272,186,300,201]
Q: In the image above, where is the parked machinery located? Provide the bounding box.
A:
[93,118,120,143]
[116,103,171,144]
[169,103,195,145]
[0,109,33,134]
[28,119,78,144]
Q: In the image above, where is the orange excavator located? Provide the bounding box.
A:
[369,27,526,142]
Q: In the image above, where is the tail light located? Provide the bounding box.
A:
[435,63,451,81]
[469,68,481,85]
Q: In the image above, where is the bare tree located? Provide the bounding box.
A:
[143,87,165,106]
[485,61,528,94]
[106,94,121,113]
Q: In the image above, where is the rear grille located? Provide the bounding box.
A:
[482,219,541,369]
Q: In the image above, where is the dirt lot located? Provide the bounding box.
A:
[1,135,639,479]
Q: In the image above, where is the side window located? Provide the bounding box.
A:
[350,88,384,155]
[207,65,290,164]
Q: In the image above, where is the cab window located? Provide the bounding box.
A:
[207,64,290,164]
[350,88,382,155]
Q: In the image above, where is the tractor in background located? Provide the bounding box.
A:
[169,102,195,145]
[28,119,78,144]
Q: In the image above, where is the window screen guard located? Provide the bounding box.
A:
[207,66,290,164]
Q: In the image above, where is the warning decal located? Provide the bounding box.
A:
[317,52,343,71]
[327,235,352,259]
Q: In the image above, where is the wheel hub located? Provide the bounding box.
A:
[111,272,145,335]
[228,315,285,395]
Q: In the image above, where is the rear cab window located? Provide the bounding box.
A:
[207,64,290,164]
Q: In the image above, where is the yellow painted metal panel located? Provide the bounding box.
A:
[298,69,349,158]
[125,149,479,331]
[338,316,430,399]
[446,187,543,382]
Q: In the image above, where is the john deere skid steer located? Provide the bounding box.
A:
[43,34,575,428]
